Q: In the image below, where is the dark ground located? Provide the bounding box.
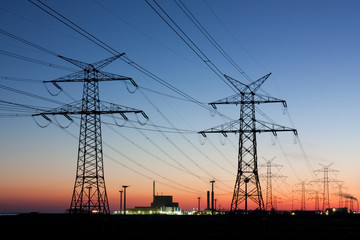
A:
[1,212,360,237]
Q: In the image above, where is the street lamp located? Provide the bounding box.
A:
[122,185,129,215]
[119,190,123,214]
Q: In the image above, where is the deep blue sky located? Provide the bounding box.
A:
[1,0,359,212]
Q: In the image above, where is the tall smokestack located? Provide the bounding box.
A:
[153,181,155,201]
[207,191,210,210]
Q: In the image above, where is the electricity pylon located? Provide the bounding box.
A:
[294,180,310,211]
[199,73,297,212]
[313,163,339,211]
[308,190,320,211]
[259,156,286,211]
[33,54,147,214]
[336,181,344,208]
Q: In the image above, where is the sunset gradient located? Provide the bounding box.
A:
[1,0,360,213]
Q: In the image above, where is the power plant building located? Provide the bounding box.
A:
[126,181,181,215]
[151,195,179,208]
[151,195,181,214]
[151,181,181,214]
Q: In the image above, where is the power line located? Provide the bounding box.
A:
[0,28,59,57]
[104,123,219,189]
[0,49,76,71]
[103,140,204,195]
[199,0,315,179]
[0,83,67,106]
[202,0,267,73]
[145,0,237,93]
[174,0,252,82]
[93,0,205,70]
[27,0,233,121]
[0,76,44,83]
[28,0,119,56]
[25,0,240,192]
[98,116,196,134]
[137,89,234,193]
[0,99,48,112]
[58,121,204,195]
[139,88,234,177]
[23,0,306,201]
[199,74,297,212]
[1,5,229,197]
[178,1,312,178]
[138,86,195,102]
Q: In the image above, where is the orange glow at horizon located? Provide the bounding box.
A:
[1,177,359,213]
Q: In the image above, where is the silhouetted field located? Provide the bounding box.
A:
[1,213,360,237]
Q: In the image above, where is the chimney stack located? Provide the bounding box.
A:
[153,181,155,201]
[207,191,210,210]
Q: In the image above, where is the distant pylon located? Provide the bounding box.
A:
[337,181,344,208]
[313,163,339,211]
[296,181,307,211]
[259,156,286,211]
[199,73,297,212]
[308,190,320,211]
[33,54,147,214]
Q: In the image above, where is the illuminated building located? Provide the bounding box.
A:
[125,181,182,215]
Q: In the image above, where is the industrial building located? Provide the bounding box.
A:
[126,181,181,215]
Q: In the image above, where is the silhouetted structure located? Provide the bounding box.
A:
[34,54,147,214]
[199,73,297,212]
[207,191,210,210]
[210,180,215,215]
[259,156,286,211]
[125,181,180,214]
[313,163,339,211]
[122,186,129,215]
[151,182,179,209]
[151,196,179,208]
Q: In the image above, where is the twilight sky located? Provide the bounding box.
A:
[0,0,359,213]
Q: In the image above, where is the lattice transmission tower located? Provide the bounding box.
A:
[259,156,286,211]
[313,163,339,211]
[199,73,297,212]
[294,180,311,211]
[33,54,147,214]
[308,190,320,211]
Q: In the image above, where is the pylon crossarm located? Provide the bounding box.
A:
[90,53,125,70]
[44,71,84,83]
[58,55,92,70]
[58,53,124,71]
[44,71,135,84]
[223,74,249,92]
[247,73,271,93]
[32,102,148,127]
[209,93,241,106]
[106,102,148,120]
[209,93,286,107]
[224,73,271,94]
[198,119,240,137]
[32,101,81,117]
[255,119,298,136]
[254,94,287,107]
[99,71,137,87]
[198,119,297,137]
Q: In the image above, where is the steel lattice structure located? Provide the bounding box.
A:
[312,163,339,211]
[34,54,147,214]
[259,157,286,211]
[199,73,297,212]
